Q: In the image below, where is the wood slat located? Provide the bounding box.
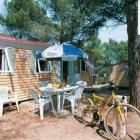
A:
[0,48,53,101]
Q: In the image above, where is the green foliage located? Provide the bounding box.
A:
[45,0,83,43]
[77,0,126,24]
[2,0,46,38]
[1,0,120,44]
[40,0,107,45]
[95,66,110,84]
[84,37,128,84]
[99,0,126,24]
[102,39,128,65]
[85,38,128,66]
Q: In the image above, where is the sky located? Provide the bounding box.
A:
[0,0,7,33]
[98,21,128,43]
[0,0,128,43]
[0,0,7,16]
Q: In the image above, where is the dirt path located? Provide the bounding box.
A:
[0,101,108,140]
[1,98,140,140]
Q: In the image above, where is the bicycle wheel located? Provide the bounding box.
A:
[104,104,140,140]
[75,96,94,124]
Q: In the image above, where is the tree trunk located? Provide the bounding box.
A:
[125,0,140,109]
[60,29,64,44]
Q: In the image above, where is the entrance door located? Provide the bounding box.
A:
[63,61,68,83]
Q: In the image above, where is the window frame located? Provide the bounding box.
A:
[37,58,52,73]
[0,47,13,74]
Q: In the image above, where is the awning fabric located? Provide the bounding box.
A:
[40,43,88,61]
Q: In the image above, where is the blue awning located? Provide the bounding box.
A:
[41,43,88,60]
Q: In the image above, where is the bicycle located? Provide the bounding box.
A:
[75,85,140,140]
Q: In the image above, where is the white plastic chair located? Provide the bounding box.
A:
[62,81,87,115]
[39,81,52,91]
[0,85,19,118]
[29,89,55,120]
[39,81,48,87]
[75,81,87,99]
[76,80,87,87]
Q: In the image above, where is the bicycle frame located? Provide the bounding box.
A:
[90,91,126,125]
[91,92,116,117]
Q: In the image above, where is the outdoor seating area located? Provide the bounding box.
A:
[1,83,140,140]
[0,80,87,120]
[0,80,103,140]
[39,81,87,118]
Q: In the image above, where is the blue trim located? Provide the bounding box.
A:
[63,43,84,58]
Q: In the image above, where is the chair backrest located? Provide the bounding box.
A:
[39,81,52,88]
[39,81,48,87]
[0,86,9,101]
[29,89,39,104]
[76,81,87,87]
[74,86,83,99]
[75,81,87,99]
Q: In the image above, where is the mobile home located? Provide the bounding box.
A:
[0,35,93,101]
[0,35,50,101]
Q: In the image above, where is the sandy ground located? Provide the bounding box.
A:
[0,101,108,140]
[0,100,140,140]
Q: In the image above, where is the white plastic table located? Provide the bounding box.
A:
[40,86,76,113]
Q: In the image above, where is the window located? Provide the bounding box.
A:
[30,51,52,74]
[37,59,52,73]
[0,49,9,72]
[30,50,37,74]
[0,48,14,74]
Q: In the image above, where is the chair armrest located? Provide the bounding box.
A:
[13,92,18,99]
[30,86,42,98]
[8,89,19,102]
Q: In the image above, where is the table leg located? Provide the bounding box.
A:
[57,94,61,113]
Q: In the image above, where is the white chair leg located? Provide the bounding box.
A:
[75,99,78,107]
[0,102,4,118]
[71,100,75,115]
[39,105,44,120]
[16,100,19,112]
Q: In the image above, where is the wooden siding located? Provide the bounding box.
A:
[0,48,92,101]
[0,49,52,101]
